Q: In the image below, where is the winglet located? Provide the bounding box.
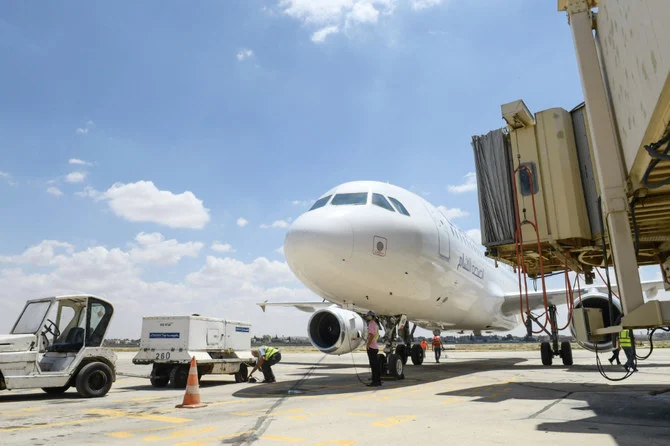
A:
[260,300,268,313]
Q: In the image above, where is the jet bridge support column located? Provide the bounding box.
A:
[561,0,644,316]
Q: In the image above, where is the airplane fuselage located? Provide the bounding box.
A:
[284,181,521,332]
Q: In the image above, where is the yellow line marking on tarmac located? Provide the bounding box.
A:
[173,430,255,446]
[111,396,171,404]
[0,413,125,433]
[86,409,192,424]
[143,426,217,442]
[260,435,306,442]
[107,425,180,439]
[441,396,464,405]
[207,399,251,408]
[1,407,43,416]
[372,415,415,427]
[286,410,334,421]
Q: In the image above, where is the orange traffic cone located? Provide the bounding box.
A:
[176,356,207,409]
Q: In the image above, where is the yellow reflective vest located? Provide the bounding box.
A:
[619,329,632,348]
[260,346,279,360]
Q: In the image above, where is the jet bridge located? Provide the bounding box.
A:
[472,0,670,335]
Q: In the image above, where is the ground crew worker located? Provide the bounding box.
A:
[365,310,382,387]
[249,346,281,383]
[619,328,637,372]
[420,338,427,351]
[432,334,444,363]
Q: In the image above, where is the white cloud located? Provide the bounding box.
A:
[129,232,203,266]
[410,0,443,10]
[75,186,102,200]
[0,171,18,187]
[260,220,290,229]
[275,246,285,256]
[447,172,477,194]
[83,181,210,229]
[237,217,249,227]
[0,240,75,266]
[311,25,340,43]
[466,229,482,245]
[279,1,442,43]
[69,158,92,166]
[211,242,236,253]
[292,199,313,207]
[75,121,95,135]
[236,48,254,61]
[46,186,63,197]
[437,206,469,220]
[0,238,312,338]
[348,2,379,24]
[65,171,87,183]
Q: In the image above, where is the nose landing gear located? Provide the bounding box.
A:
[528,305,573,366]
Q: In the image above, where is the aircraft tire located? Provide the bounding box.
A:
[540,342,553,366]
[560,341,573,366]
[410,344,424,365]
[388,353,404,379]
[395,345,408,365]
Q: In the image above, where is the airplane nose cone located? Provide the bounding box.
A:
[284,213,354,277]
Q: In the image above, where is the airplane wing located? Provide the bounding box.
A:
[501,288,585,316]
[500,280,666,316]
[257,301,334,313]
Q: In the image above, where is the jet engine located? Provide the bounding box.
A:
[308,308,366,355]
[569,292,622,352]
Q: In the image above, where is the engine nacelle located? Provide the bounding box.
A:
[570,292,622,352]
[308,308,366,355]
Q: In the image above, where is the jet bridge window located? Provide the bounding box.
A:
[372,193,395,212]
[518,162,539,196]
[331,192,368,206]
[388,197,410,216]
[309,195,332,211]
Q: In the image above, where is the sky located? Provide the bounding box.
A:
[1,0,665,339]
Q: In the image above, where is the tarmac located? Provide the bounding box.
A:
[1,349,670,445]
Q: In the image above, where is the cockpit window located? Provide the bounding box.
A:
[372,193,395,212]
[331,192,368,206]
[309,195,331,211]
[388,197,410,216]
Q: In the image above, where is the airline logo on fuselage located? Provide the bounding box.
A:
[457,253,484,279]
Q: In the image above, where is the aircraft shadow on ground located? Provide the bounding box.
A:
[437,381,670,446]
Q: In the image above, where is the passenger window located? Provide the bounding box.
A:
[310,195,332,211]
[388,197,410,216]
[372,193,395,212]
[519,162,539,196]
[331,192,368,206]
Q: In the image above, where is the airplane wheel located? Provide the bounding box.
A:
[560,341,573,366]
[395,345,408,365]
[540,342,553,366]
[377,353,387,376]
[388,354,404,379]
[410,344,424,365]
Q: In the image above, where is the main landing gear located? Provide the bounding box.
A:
[526,304,573,366]
[374,314,417,380]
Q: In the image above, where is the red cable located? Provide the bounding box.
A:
[596,267,619,299]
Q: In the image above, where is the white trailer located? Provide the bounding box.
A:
[132,315,254,388]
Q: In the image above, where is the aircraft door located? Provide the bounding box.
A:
[436,215,451,260]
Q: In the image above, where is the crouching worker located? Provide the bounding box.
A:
[249,346,281,383]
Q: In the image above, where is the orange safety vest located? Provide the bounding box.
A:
[420,340,427,349]
[432,336,442,347]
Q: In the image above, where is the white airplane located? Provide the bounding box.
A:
[261,181,661,378]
